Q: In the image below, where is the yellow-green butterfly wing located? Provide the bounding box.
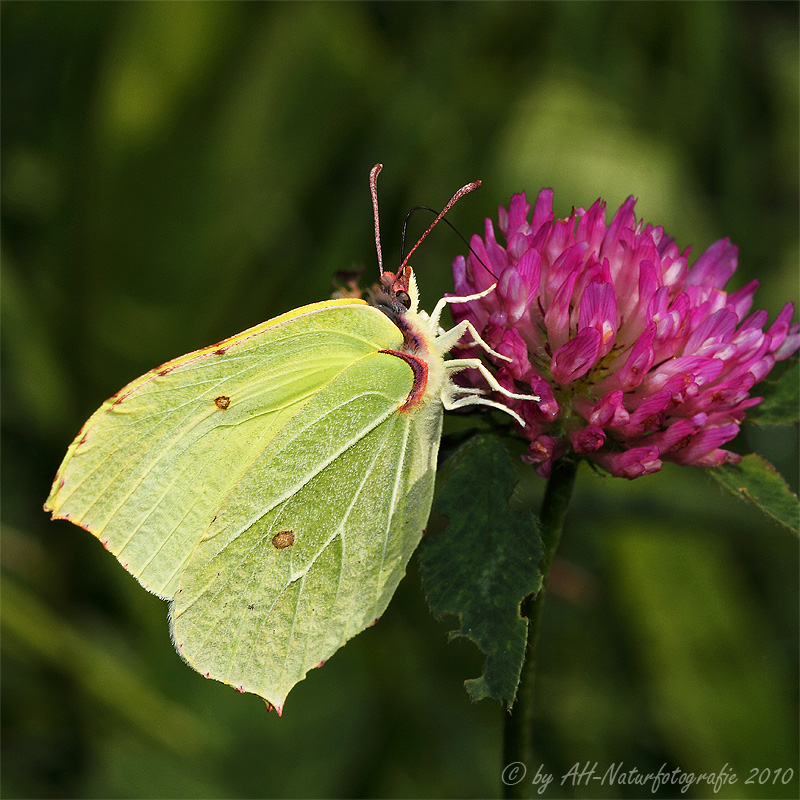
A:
[46,297,443,711]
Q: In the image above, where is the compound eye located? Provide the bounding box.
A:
[395,290,411,309]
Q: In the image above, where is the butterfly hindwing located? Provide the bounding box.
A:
[170,350,443,709]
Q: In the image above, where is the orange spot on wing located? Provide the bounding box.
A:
[272,530,295,549]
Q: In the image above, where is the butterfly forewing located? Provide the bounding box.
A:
[45,301,404,599]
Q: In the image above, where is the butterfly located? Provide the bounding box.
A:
[44,164,537,713]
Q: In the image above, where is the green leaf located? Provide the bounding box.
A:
[745,357,799,426]
[709,454,800,534]
[421,434,543,708]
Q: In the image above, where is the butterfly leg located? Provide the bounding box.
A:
[435,318,522,372]
[429,286,522,368]
[428,283,497,333]
[445,358,539,401]
[443,389,527,427]
[442,357,539,426]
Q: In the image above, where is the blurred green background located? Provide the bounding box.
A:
[2,2,798,798]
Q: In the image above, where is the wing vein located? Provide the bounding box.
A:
[372,416,413,614]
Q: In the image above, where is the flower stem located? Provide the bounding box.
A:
[502,457,578,799]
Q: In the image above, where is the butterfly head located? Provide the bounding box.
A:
[372,263,420,319]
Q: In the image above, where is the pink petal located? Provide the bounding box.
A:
[615,324,656,391]
[775,324,800,360]
[495,328,532,381]
[589,390,631,428]
[663,423,740,465]
[530,189,555,236]
[684,308,738,355]
[617,389,671,436]
[575,197,608,252]
[578,282,618,357]
[551,328,603,384]
[503,193,532,237]
[726,279,760,321]
[767,302,798,355]
[593,446,662,479]
[544,269,580,351]
[686,238,738,290]
[600,195,637,266]
[570,425,606,453]
[640,355,724,396]
[529,375,559,421]
[521,434,566,478]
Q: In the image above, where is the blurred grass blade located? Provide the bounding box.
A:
[610,528,799,797]
[1,574,214,755]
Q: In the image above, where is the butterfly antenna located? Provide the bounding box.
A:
[401,204,497,280]
[398,180,481,272]
[369,163,384,275]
